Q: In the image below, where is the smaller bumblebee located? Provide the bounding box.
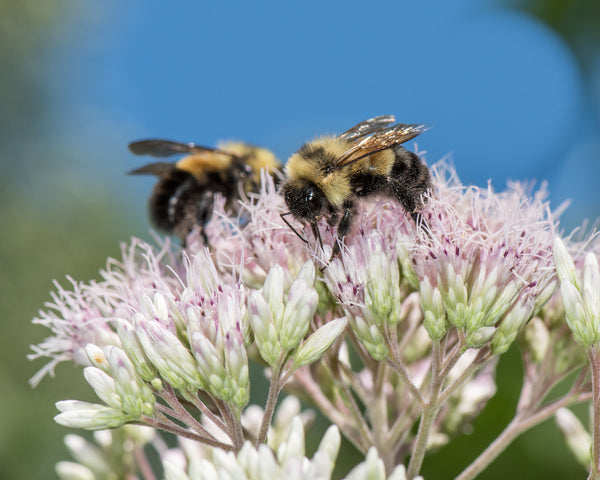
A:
[281,115,431,260]
[129,139,279,242]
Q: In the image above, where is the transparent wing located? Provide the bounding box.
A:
[128,139,235,158]
[337,115,396,143]
[333,123,429,169]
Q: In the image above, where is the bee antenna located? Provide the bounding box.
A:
[280,212,309,244]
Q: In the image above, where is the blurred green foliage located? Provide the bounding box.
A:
[0,1,141,478]
[511,0,600,73]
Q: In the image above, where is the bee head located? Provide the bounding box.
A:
[283,179,328,221]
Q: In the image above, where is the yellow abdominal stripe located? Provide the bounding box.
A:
[219,141,280,173]
[176,153,233,181]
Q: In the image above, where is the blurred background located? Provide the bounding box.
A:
[2,0,599,478]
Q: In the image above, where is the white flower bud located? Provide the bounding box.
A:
[248,290,282,366]
[292,317,348,368]
[352,316,388,361]
[279,278,318,351]
[135,316,203,390]
[84,344,109,371]
[555,408,592,469]
[63,434,111,476]
[83,367,121,409]
[465,326,496,349]
[116,318,156,382]
[55,461,95,480]
[554,237,579,289]
[55,400,132,430]
[163,460,192,480]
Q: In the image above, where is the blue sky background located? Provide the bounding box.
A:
[37,0,599,233]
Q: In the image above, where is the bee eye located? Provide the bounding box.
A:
[306,189,321,212]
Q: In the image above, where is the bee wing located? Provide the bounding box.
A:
[128,161,177,176]
[333,123,430,169]
[337,115,396,143]
[128,139,238,159]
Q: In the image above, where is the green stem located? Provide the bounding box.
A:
[159,385,215,440]
[588,348,600,479]
[293,367,370,451]
[256,362,283,446]
[406,341,443,479]
[371,361,393,472]
[141,415,233,450]
[134,445,157,480]
[456,386,589,480]
[438,348,491,405]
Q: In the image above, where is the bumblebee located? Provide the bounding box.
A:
[129,139,279,242]
[281,115,431,259]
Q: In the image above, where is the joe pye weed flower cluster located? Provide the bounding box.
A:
[30,158,600,479]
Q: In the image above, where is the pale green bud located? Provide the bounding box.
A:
[277,417,306,465]
[423,310,447,341]
[295,260,316,286]
[491,299,535,354]
[248,290,282,366]
[163,461,192,480]
[465,326,496,349]
[365,245,400,324]
[55,400,132,430]
[562,281,597,348]
[316,425,341,464]
[345,447,386,480]
[116,319,157,382]
[421,277,446,340]
[292,317,348,368]
[135,316,203,390]
[521,317,550,363]
[84,344,109,372]
[83,367,121,409]
[191,333,227,388]
[553,237,579,289]
[107,346,155,416]
[263,263,285,325]
[279,277,318,351]
[485,283,520,326]
[397,242,419,290]
[583,253,600,326]
[555,408,591,469]
[352,316,388,361]
[63,434,111,477]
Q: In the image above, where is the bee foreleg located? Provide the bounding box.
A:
[330,199,356,261]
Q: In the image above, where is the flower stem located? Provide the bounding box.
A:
[385,325,424,404]
[292,366,370,451]
[134,445,157,480]
[256,362,283,446]
[406,341,443,479]
[588,347,600,479]
[456,386,589,480]
[141,416,233,450]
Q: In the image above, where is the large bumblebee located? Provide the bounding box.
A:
[129,139,279,242]
[281,115,431,259]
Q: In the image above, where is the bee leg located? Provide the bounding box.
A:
[196,192,215,246]
[329,199,356,262]
[310,221,324,249]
